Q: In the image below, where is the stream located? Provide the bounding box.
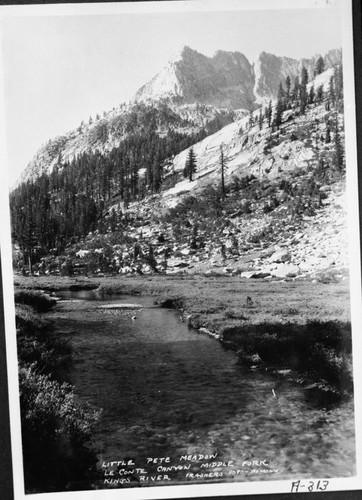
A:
[52,290,355,488]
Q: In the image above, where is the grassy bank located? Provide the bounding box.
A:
[97,276,353,397]
[14,274,353,396]
[15,288,101,492]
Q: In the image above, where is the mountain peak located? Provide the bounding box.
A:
[169,44,199,63]
[134,46,256,110]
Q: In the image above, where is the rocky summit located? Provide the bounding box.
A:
[135,45,341,108]
[134,45,255,110]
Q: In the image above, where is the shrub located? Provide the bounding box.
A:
[15,289,56,312]
[15,304,48,336]
[240,200,252,214]
[19,365,100,492]
[222,320,353,395]
[16,304,71,376]
[158,296,184,309]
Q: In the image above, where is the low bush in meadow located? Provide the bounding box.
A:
[19,364,101,492]
[15,289,56,312]
[14,288,101,492]
[222,320,353,396]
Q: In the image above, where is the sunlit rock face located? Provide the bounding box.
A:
[135,46,342,110]
[134,45,256,111]
[253,48,342,105]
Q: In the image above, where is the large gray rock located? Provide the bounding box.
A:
[167,258,190,268]
[271,264,299,278]
[240,270,271,279]
[270,249,291,263]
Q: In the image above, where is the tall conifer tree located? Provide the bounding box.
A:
[220,144,226,201]
[183,147,197,182]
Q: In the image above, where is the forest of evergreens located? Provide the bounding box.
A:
[10,127,209,264]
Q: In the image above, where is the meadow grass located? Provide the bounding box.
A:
[14,274,353,395]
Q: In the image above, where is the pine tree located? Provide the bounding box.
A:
[292,76,300,105]
[190,224,198,250]
[285,75,291,108]
[274,94,284,129]
[248,110,254,128]
[334,65,344,112]
[300,67,308,114]
[301,66,309,87]
[258,109,263,130]
[308,85,315,105]
[152,153,163,193]
[277,82,286,114]
[285,76,291,98]
[333,116,344,171]
[184,148,197,182]
[329,76,336,107]
[22,200,38,274]
[147,244,158,272]
[300,86,308,114]
[314,56,325,76]
[316,84,324,104]
[220,144,226,201]
[266,100,272,128]
[109,208,118,232]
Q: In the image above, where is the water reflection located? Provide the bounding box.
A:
[52,291,355,484]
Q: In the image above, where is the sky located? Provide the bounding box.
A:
[0,0,344,186]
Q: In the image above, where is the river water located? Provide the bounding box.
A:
[52,290,355,488]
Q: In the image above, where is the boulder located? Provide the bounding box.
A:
[270,249,291,263]
[261,247,275,258]
[167,258,189,268]
[76,249,90,258]
[240,270,271,279]
[271,264,299,278]
[120,266,132,274]
[240,271,255,279]
[298,256,323,272]
[166,269,182,275]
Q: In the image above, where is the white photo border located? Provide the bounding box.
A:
[0,1,361,499]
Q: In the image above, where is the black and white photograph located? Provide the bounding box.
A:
[0,0,361,499]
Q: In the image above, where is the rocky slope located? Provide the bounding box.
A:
[58,173,347,282]
[101,183,347,281]
[157,69,335,205]
[18,101,236,184]
[44,68,347,283]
